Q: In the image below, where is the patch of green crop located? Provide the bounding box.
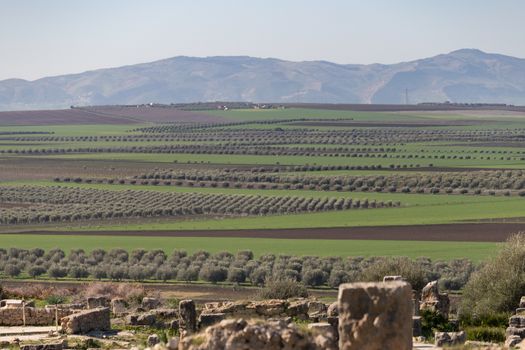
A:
[0,234,497,261]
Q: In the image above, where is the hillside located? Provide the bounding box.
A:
[1,49,524,110]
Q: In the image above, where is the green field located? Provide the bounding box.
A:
[25,151,525,169]
[0,234,497,261]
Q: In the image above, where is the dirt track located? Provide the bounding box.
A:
[9,222,525,242]
[0,280,337,303]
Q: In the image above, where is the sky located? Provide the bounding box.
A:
[1,0,524,81]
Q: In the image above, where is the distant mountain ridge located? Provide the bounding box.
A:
[1,49,525,110]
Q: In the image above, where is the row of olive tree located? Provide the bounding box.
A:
[0,247,475,291]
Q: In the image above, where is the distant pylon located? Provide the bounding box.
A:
[405,88,409,105]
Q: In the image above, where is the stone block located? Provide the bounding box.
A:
[327,302,338,317]
[61,307,110,334]
[506,335,522,348]
[20,341,66,350]
[383,275,403,282]
[510,315,525,328]
[141,297,161,310]
[434,331,466,347]
[111,298,127,315]
[147,334,160,347]
[286,300,309,318]
[198,313,226,329]
[520,296,525,309]
[86,296,109,309]
[254,299,287,316]
[506,326,525,338]
[338,281,413,350]
[126,312,157,326]
[307,300,327,316]
[420,281,450,318]
[151,308,179,318]
[179,300,197,337]
[308,322,335,334]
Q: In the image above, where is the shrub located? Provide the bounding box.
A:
[48,265,67,279]
[258,277,308,299]
[464,326,505,342]
[128,266,147,281]
[328,269,352,288]
[459,312,509,328]
[302,269,327,287]
[420,309,458,340]
[46,295,67,305]
[227,267,246,284]
[155,267,173,282]
[177,266,199,282]
[115,283,147,305]
[4,263,21,277]
[460,233,525,316]
[250,267,270,286]
[236,250,254,261]
[68,265,89,279]
[91,266,108,280]
[108,266,128,281]
[280,269,300,282]
[82,282,146,305]
[359,257,428,290]
[199,265,227,283]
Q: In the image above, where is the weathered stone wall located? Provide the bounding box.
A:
[202,299,312,320]
[0,307,72,326]
[505,296,525,347]
[179,318,336,350]
[20,341,66,350]
[61,307,110,334]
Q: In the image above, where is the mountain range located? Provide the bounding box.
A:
[1,49,525,110]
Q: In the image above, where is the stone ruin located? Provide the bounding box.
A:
[1,281,469,350]
[505,296,525,348]
[178,281,414,350]
[0,299,76,327]
[420,280,450,318]
[60,307,111,334]
[0,296,110,335]
[178,318,337,350]
[338,281,413,350]
[434,331,466,347]
[19,341,67,350]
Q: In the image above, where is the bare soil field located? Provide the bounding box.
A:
[0,158,159,180]
[82,106,228,123]
[283,103,525,112]
[0,106,227,126]
[12,222,525,242]
[288,120,481,127]
[0,203,31,209]
[398,109,525,118]
[0,109,138,125]
[0,157,256,181]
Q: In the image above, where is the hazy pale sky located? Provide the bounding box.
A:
[1,0,524,81]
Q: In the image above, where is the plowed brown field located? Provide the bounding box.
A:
[12,222,525,242]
